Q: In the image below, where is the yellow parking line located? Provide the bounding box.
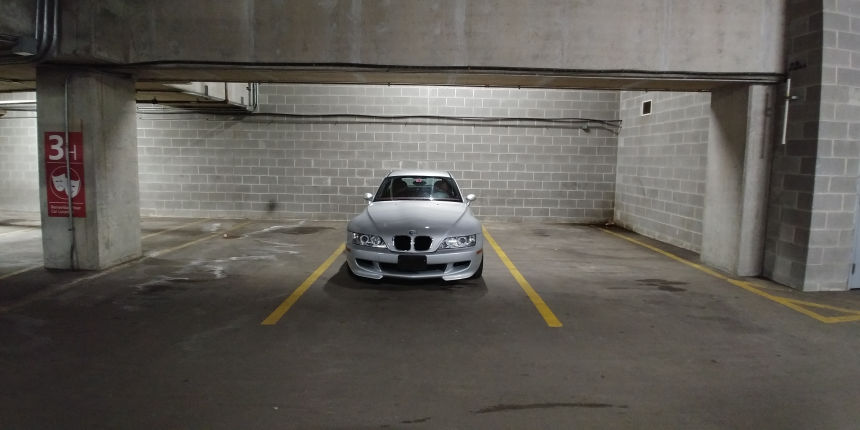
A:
[0,227,35,236]
[0,219,210,282]
[0,220,255,314]
[142,222,249,259]
[599,228,860,324]
[142,218,210,240]
[0,264,41,281]
[482,226,562,328]
[821,314,860,323]
[261,243,345,326]
[777,299,860,316]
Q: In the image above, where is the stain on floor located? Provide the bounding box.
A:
[636,278,688,292]
[473,402,627,414]
[277,226,334,235]
[400,416,431,424]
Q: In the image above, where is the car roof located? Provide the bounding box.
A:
[387,170,452,178]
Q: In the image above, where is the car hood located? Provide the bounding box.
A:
[353,201,473,237]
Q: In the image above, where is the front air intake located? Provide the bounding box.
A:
[414,236,432,251]
[394,235,411,251]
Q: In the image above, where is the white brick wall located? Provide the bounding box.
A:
[0,92,38,212]
[802,1,860,290]
[137,84,620,222]
[615,91,711,251]
[764,3,822,289]
[763,2,860,291]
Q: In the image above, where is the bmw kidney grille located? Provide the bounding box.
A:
[393,235,433,251]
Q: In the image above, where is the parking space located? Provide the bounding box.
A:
[1,217,860,429]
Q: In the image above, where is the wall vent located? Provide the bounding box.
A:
[641,100,652,116]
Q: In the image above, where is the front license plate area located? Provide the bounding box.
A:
[397,255,427,271]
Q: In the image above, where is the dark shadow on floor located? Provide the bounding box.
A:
[322,262,488,296]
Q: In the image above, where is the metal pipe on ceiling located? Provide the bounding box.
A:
[0,0,58,65]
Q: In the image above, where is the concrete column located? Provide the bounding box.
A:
[702,85,775,276]
[36,67,141,270]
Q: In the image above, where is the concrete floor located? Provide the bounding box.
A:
[1,215,859,429]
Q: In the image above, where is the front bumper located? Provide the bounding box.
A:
[345,243,483,281]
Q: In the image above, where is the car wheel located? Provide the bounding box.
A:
[469,257,483,279]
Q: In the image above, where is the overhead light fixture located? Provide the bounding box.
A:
[0,100,37,106]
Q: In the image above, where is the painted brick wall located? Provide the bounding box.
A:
[764,1,821,289]
[615,91,711,252]
[0,92,38,213]
[136,84,620,222]
[765,0,860,291]
[805,0,860,290]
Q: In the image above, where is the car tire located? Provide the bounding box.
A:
[469,257,483,279]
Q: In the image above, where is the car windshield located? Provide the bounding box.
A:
[373,176,462,202]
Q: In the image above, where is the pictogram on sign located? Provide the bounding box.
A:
[44,132,86,217]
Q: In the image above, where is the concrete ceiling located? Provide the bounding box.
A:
[0,0,785,98]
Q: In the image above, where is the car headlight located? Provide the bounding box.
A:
[442,234,477,249]
[350,231,387,248]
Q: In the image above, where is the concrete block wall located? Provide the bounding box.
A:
[0,92,38,213]
[614,91,711,251]
[136,84,619,222]
[806,0,860,290]
[764,1,821,289]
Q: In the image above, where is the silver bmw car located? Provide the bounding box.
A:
[346,170,484,281]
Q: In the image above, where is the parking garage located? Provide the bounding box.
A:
[2,1,860,428]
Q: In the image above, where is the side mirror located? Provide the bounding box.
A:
[465,194,476,205]
[364,192,374,203]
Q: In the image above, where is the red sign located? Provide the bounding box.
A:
[45,132,86,217]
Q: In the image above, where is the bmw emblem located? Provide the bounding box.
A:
[408,230,416,236]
